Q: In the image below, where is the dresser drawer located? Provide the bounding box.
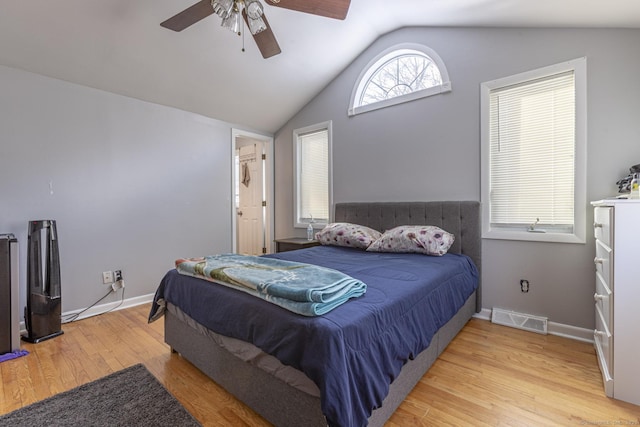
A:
[594,334,614,397]
[595,271,612,331]
[594,239,612,288]
[594,303,613,397]
[594,206,613,247]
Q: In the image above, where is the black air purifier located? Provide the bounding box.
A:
[0,234,20,355]
[22,220,64,343]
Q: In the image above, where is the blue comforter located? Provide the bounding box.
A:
[149,245,478,427]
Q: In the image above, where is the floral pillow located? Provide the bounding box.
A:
[315,222,382,250]
[366,225,455,256]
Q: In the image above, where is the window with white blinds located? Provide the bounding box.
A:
[481,58,587,243]
[294,121,332,228]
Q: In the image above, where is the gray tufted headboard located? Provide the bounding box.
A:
[334,201,481,311]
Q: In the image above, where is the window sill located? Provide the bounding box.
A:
[348,82,451,117]
[482,229,585,244]
[294,223,327,230]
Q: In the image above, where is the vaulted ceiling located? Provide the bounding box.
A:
[1,0,639,133]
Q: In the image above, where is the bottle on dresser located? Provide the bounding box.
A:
[630,173,639,199]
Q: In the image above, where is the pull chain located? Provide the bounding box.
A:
[241,15,245,52]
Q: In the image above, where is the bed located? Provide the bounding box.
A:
[150,201,481,427]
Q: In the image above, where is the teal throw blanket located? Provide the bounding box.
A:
[175,254,366,316]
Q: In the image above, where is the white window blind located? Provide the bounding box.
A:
[297,129,329,223]
[489,70,575,232]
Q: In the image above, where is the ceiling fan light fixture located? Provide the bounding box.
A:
[221,7,241,33]
[212,0,234,18]
[244,0,264,20]
[247,15,267,35]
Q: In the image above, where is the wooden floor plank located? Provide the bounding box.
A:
[1,305,639,426]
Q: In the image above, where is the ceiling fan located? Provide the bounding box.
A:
[160,0,351,59]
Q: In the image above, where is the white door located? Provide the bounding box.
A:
[237,143,264,255]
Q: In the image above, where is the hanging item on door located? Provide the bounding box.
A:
[242,161,251,187]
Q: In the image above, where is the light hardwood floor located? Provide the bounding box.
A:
[1,304,639,426]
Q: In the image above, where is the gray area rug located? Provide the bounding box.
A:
[0,363,201,426]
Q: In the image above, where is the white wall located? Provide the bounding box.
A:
[0,65,236,317]
[274,27,640,330]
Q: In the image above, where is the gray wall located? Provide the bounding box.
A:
[0,64,236,317]
[274,27,640,330]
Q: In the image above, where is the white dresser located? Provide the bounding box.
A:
[591,199,640,406]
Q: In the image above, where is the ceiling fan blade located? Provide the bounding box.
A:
[264,0,351,20]
[243,11,281,59]
[161,0,214,32]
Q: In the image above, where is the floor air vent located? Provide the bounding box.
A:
[491,308,548,334]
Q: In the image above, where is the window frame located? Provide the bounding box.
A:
[293,121,333,229]
[348,43,451,117]
[480,57,587,244]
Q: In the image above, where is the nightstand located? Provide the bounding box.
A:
[274,238,320,253]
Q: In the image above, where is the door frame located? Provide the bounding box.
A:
[231,128,274,254]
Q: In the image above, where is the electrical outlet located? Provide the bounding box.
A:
[114,270,122,282]
[520,279,530,293]
[102,271,113,284]
[111,280,124,292]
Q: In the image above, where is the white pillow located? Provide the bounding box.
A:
[366,225,454,256]
[315,222,382,250]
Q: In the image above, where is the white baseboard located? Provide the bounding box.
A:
[473,308,594,343]
[20,293,155,334]
[473,308,492,321]
[547,321,594,343]
[62,292,155,322]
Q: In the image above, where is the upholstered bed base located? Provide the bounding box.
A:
[165,292,475,427]
[164,201,481,426]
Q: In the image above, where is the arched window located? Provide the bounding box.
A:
[348,43,451,116]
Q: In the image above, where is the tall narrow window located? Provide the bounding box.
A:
[294,121,332,228]
[481,58,586,243]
